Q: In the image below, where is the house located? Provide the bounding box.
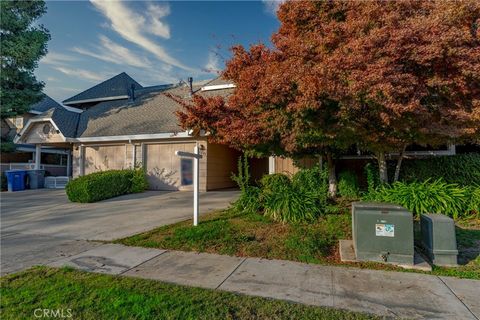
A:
[14,72,259,191]
[14,72,468,190]
[1,95,71,176]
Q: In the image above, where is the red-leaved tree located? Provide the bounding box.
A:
[178,0,480,193]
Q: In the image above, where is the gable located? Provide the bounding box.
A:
[19,121,65,144]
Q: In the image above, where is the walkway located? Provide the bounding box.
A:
[47,243,480,320]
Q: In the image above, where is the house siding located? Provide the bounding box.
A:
[274,156,319,175]
[206,143,240,190]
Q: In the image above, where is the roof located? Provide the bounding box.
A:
[37,107,80,138]
[18,76,236,141]
[30,95,63,113]
[62,72,143,106]
[75,86,182,138]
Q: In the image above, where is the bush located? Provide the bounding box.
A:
[291,166,328,206]
[231,155,262,214]
[364,162,380,193]
[263,184,321,223]
[367,179,470,219]
[130,167,148,193]
[400,153,480,186]
[338,171,360,199]
[260,172,322,223]
[66,169,147,203]
[466,186,480,216]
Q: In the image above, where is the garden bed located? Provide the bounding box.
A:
[116,207,480,280]
[0,267,377,320]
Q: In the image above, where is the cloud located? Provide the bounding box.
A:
[204,51,222,74]
[41,52,78,66]
[262,0,285,15]
[54,66,111,82]
[90,0,193,71]
[72,35,152,68]
[146,3,170,38]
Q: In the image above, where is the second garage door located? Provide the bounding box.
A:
[144,143,196,190]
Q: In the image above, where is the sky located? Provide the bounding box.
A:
[36,1,281,102]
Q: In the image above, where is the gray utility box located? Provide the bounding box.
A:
[25,169,45,189]
[352,202,414,265]
[420,214,458,266]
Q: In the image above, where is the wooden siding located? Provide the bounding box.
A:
[274,157,318,175]
[206,143,240,190]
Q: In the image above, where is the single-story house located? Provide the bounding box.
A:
[13,72,469,190]
[14,72,262,191]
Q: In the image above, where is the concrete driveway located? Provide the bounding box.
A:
[0,189,239,275]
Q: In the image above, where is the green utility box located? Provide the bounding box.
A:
[352,202,414,265]
[420,214,458,266]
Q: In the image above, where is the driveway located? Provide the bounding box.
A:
[0,189,239,275]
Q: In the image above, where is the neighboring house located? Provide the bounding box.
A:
[14,72,250,191]
[1,95,71,176]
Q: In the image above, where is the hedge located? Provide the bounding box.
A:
[66,168,148,203]
[399,153,480,186]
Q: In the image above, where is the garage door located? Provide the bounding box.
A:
[145,143,195,190]
[84,145,125,175]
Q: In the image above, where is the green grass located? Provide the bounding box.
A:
[0,267,377,320]
[117,208,480,280]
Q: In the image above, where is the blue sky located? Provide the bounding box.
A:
[37,1,280,102]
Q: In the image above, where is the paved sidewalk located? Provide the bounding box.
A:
[48,244,480,320]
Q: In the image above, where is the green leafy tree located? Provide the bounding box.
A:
[1,0,50,119]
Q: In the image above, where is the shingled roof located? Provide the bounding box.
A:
[63,72,143,106]
[19,75,236,141]
[30,94,63,113]
[36,107,80,138]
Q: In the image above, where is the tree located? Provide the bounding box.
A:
[1,0,50,119]
[178,0,480,190]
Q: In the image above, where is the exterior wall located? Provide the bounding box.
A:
[70,139,244,192]
[21,122,64,144]
[206,143,241,190]
[273,156,319,175]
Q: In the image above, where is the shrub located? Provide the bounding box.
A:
[66,169,147,203]
[466,186,480,216]
[231,155,261,214]
[263,184,321,223]
[130,167,148,193]
[367,179,470,219]
[260,173,291,195]
[400,153,480,186]
[338,171,360,199]
[291,166,328,207]
[364,162,380,193]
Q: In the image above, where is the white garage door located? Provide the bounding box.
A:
[84,145,126,175]
[145,143,195,190]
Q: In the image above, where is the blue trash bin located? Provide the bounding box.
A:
[5,170,27,192]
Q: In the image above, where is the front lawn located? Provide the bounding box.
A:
[117,208,480,280]
[0,267,377,320]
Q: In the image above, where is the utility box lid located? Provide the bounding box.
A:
[420,214,458,266]
[352,202,414,265]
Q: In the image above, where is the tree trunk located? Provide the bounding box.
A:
[377,151,388,184]
[326,151,337,198]
[393,144,407,183]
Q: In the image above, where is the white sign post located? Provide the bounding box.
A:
[175,143,202,226]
